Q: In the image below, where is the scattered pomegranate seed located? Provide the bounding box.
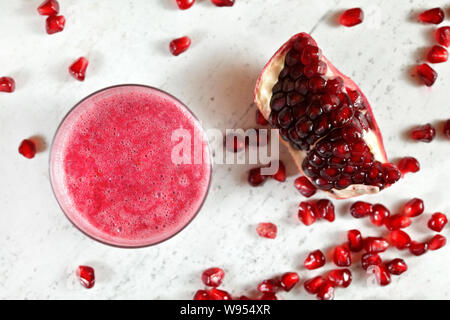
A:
[316,281,335,300]
[193,290,209,300]
[294,176,317,197]
[315,199,335,222]
[37,0,59,15]
[416,64,437,87]
[176,0,195,10]
[256,109,269,125]
[361,253,382,270]
[418,8,445,24]
[347,229,363,252]
[436,27,450,47]
[248,167,268,186]
[397,157,420,175]
[0,77,15,93]
[211,0,235,7]
[402,198,424,217]
[333,245,352,267]
[257,279,279,293]
[256,222,277,239]
[443,119,450,139]
[339,8,364,27]
[208,288,232,300]
[409,241,428,256]
[304,276,326,294]
[428,212,448,232]
[385,214,412,231]
[280,272,300,292]
[427,234,446,250]
[169,36,191,56]
[46,15,65,34]
[427,45,448,63]
[298,201,317,226]
[304,249,326,270]
[386,259,407,275]
[76,266,95,289]
[201,268,225,287]
[364,237,389,253]
[272,160,286,182]
[328,269,352,288]
[259,293,278,300]
[389,230,411,250]
[372,264,391,286]
[224,133,245,152]
[18,139,37,159]
[69,57,89,81]
[370,204,390,227]
[350,201,373,219]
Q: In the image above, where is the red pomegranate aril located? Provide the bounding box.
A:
[361,253,382,270]
[211,0,234,7]
[304,249,326,270]
[383,163,401,185]
[418,8,445,24]
[386,214,412,231]
[0,77,15,93]
[409,241,428,256]
[256,222,277,239]
[350,201,373,219]
[301,45,321,65]
[339,8,364,27]
[428,212,448,232]
[444,119,450,139]
[427,45,448,63]
[224,133,245,152]
[76,266,95,289]
[259,293,278,300]
[169,36,191,56]
[333,245,352,267]
[397,157,420,175]
[18,139,37,159]
[256,109,269,125]
[46,15,65,34]
[294,176,317,197]
[272,161,286,182]
[248,167,268,186]
[436,27,450,47]
[280,272,300,292]
[328,269,352,288]
[315,199,335,222]
[298,201,317,226]
[257,279,279,293]
[316,281,335,300]
[208,288,232,300]
[364,237,389,253]
[389,230,411,250]
[373,264,391,286]
[176,0,195,10]
[428,234,446,250]
[347,229,363,252]
[370,204,390,227]
[386,259,407,275]
[402,198,424,217]
[37,0,59,15]
[416,64,437,87]
[193,290,209,300]
[304,276,326,294]
[201,268,225,287]
[69,57,89,81]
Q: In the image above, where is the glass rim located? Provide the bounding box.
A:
[49,84,213,249]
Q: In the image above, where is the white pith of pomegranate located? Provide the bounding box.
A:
[254,33,399,199]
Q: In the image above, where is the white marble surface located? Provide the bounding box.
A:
[1,0,450,300]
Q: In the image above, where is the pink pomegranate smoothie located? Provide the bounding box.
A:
[50,85,211,247]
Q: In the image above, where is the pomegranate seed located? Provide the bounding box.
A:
[427,234,446,250]
[256,222,277,239]
[347,229,363,252]
[224,133,245,152]
[37,0,59,15]
[386,259,407,275]
[361,253,382,270]
[436,27,450,47]
[315,199,335,222]
[69,57,89,81]
[328,269,352,288]
[280,272,300,292]
[418,8,445,24]
[316,281,335,300]
[371,264,391,286]
[259,293,278,300]
[211,0,234,7]
[427,45,448,63]
[257,279,279,293]
[298,201,317,226]
[409,241,428,256]
[0,77,15,93]
[294,176,317,197]
[370,204,390,227]
[385,214,412,231]
[256,109,269,125]
[444,119,450,139]
[18,139,37,159]
[389,230,411,250]
[339,8,364,27]
[169,36,191,56]
[272,161,286,182]
[46,15,65,34]
[364,237,389,253]
[176,0,195,10]
[193,290,209,300]
[304,276,326,294]
[304,249,326,270]
[416,64,437,87]
[201,268,225,287]
[208,288,232,300]
[76,266,95,289]
[248,167,268,186]
[402,198,424,217]
[397,157,420,175]
[428,212,448,232]
[333,245,352,267]
[350,201,373,219]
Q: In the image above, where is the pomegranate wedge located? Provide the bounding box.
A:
[254,33,399,199]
